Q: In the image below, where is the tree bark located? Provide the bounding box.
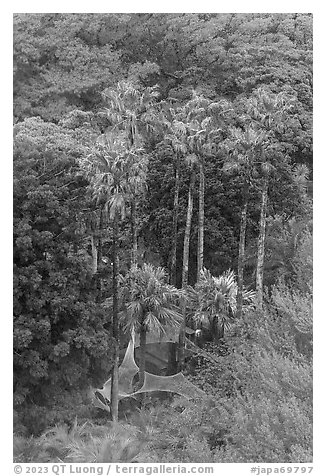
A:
[170,164,180,286]
[182,169,196,289]
[236,188,248,319]
[256,176,269,310]
[98,208,103,266]
[90,235,98,275]
[97,207,104,298]
[110,213,119,422]
[130,199,138,267]
[179,168,196,370]
[213,320,225,343]
[197,160,205,282]
[139,323,147,388]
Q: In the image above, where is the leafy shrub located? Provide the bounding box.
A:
[14,435,47,463]
[14,421,151,463]
[214,394,312,462]
[67,423,148,463]
[15,388,98,436]
[266,281,312,360]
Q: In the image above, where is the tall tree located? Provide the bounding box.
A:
[163,102,199,368]
[181,155,198,290]
[223,126,266,318]
[80,133,133,422]
[159,95,230,369]
[103,80,160,265]
[185,92,230,281]
[247,87,293,309]
[163,105,188,285]
[179,153,198,369]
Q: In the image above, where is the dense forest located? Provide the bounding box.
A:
[13,13,313,464]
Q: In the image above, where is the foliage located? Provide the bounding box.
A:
[118,264,183,335]
[181,237,312,462]
[66,422,148,463]
[80,134,145,220]
[244,212,312,288]
[14,13,312,164]
[188,268,255,340]
[14,421,151,463]
[13,14,123,122]
[13,13,312,462]
[13,116,113,434]
[266,282,312,361]
[102,79,160,146]
[14,258,313,459]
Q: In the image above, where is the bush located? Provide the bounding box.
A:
[14,388,98,436]
[266,281,312,360]
[14,421,152,463]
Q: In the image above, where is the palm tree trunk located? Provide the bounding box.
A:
[97,208,104,298]
[110,213,119,422]
[256,176,269,310]
[139,324,147,388]
[98,208,104,265]
[214,321,225,343]
[197,160,205,282]
[90,235,98,275]
[182,169,196,289]
[130,199,138,266]
[236,189,248,319]
[170,164,180,285]
[179,168,196,370]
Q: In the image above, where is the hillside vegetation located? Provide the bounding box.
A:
[13,13,312,463]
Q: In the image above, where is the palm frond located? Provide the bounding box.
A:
[118,263,182,338]
[191,268,255,335]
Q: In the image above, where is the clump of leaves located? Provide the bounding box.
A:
[187,268,255,341]
[39,420,96,461]
[66,422,149,463]
[14,420,152,464]
[14,435,45,463]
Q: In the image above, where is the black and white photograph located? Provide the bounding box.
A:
[11,7,314,469]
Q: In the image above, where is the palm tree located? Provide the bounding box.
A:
[222,125,266,318]
[103,80,159,265]
[103,80,160,147]
[181,154,198,290]
[171,152,181,286]
[163,106,188,285]
[160,103,198,369]
[162,93,230,368]
[124,151,148,266]
[119,263,183,388]
[80,133,133,422]
[191,268,255,343]
[247,87,293,310]
[85,210,100,276]
[185,91,230,281]
[256,167,269,310]
[178,152,198,369]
